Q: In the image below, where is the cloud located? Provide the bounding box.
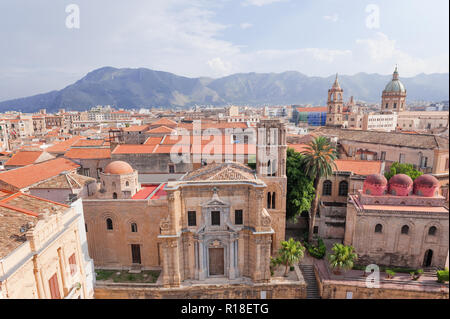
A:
[354,32,449,76]
[242,0,287,7]
[207,57,233,76]
[323,13,339,22]
[240,23,253,29]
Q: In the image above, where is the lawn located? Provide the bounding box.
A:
[95,269,160,283]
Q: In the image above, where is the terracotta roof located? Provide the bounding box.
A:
[122,125,149,132]
[0,158,80,189]
[191,144,255,155]
[65,147,111,159]
[132,185,158,200]
[45,136,84,154]
[4,151,44,167]
[72,139,106,147]
[144,137,164,145]
[287,144,309,153]
[146,126,176,134]
[334,160,383,176]
[150,118,177,127]
[112,144,157,154]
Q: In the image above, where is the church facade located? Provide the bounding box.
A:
[82,119,287,287]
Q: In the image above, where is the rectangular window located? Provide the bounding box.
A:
[381,152,386,161]
[313,226,319,234]
[235,210,243,225]
[169,165,175,173]
[48,273,61,299]
[211,211,220,226]
[69,253,77,276]
[399,153,405,164]
[188,211,197,226]
[445,158,449,170]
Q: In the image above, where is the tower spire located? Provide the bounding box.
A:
[333,73,340,88]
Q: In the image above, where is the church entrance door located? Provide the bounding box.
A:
[209,248,224,276]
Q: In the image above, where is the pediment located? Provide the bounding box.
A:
[202,199,228,207]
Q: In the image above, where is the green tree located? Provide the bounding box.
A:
[328,243,358,274]
[385,162,423,180]
[301,137,337,242]
[286,148,315,222]
[277,238,305,276]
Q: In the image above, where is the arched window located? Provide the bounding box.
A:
[401,225,409,235]
[106,218,113,230]
[428,226,437,236]
[323,180,332,196]
[131,223,138,233]
[375,224,383,233]
[113,192,117,199]
[272,192,276,209]
[126,181,130,187]
[267,192,272,209]
[338,181,349,196]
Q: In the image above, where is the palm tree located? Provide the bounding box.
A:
[328,243,358,275]
[301,136,337,242]
[278,238,305,276]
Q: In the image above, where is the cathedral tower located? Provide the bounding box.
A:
[381,66,407,113]
[326,74,344,127]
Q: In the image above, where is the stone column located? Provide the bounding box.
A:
[198,239,206,280]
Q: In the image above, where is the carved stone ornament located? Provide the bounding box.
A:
[160,216,171,231]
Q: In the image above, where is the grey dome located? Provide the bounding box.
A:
[384,66,406,93]
[384,79,406,93]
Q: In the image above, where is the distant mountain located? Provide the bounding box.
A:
[0,67,448,112]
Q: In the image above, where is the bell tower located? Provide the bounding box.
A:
[326,74,344,127]
[256,119,287,251]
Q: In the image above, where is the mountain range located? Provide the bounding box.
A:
[0,67,448,113]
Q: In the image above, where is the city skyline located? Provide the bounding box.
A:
[0,0,449,100]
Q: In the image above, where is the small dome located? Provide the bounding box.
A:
[389,174,413,196]
[384,66,406,93]
[384,80,406,93]
[104,161,134,175]
[363,174,388,196]
[413,174,439,197]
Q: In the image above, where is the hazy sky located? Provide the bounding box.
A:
[0,0,448,100]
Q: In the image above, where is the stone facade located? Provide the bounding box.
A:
[344,175,449,268]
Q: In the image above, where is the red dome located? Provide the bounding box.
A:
[389,174,413,196]
[413,174,439,197]
[104,161,134,175]
[365,174,388,185]
[363,174,388,196]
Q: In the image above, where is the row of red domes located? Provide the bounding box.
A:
[363,173,439,197]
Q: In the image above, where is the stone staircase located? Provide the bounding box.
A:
[299,265,321,299]
[423,267,438,277]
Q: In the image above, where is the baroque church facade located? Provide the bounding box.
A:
[82,119,287,287]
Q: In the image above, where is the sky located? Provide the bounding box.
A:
[0,0,448,100]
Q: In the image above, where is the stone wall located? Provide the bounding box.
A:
[94,281,306,299]
[319,281,449,299]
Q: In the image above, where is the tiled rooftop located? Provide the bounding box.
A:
[4,151,44,167]
[65,147,111,159]
[0,158,80,189]
[0,192,70,258]
[334,159,383,176]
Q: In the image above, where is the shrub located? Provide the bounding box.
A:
[386,269,396,279]
[304,237,326,259]
[437,269,449,283]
